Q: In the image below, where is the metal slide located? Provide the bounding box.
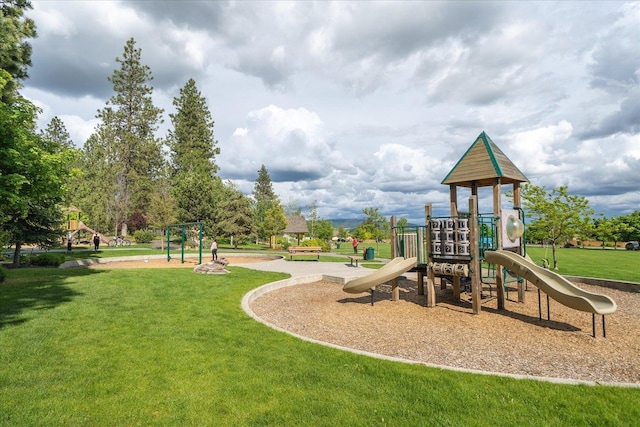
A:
[343,257,418,294]
[484,250,617,315]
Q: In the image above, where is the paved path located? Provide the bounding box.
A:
[60,252,376,281]
[233,256,370,280]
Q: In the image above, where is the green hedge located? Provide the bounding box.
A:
[302,238,331,252]
[133,229,155,244]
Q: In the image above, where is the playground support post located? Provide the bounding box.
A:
[389,215,400,302]
[469,196,482,314]
[423,203,436,307]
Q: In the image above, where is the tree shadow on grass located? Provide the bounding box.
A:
[0,268,100,329]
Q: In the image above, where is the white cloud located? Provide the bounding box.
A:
[21,0,640,221]
[219,104,344,181]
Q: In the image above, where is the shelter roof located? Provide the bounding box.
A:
[284,215,308,234]
[441,131,529,188]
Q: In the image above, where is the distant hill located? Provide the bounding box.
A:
[327,219,361,230]
[327,219,421,230]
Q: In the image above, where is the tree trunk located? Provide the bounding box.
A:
[12,243,22,267]
[552,243,559,270]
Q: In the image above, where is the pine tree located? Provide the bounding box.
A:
[167,78,219,176]
[93,38,164,233]
[253,165,279,242]
[40,116,74,150]
[167,78,221,228]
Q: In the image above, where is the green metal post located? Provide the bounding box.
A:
[198,222,203,265]
[181,226,185,263]
[167,227,171,262]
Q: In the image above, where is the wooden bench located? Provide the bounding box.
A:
[288,246,322,260]
[348,256,361,267]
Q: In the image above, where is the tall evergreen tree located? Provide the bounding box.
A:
[0,0,36,101]
[167,78,219,176]
[167,78,221,229]
[40,116,74,150]
[92,38,164,233]
[252,164,279,242]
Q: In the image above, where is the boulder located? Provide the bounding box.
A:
[193,258,229,274]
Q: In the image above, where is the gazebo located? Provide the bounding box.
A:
[284,215,309,245]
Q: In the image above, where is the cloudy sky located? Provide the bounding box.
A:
[22,1,640,223]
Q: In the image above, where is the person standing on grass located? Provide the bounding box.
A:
[93,232,100,252]
[352,237,359,254]
[211,239,218,261]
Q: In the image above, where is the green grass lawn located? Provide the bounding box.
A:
[526,246,640,283]
[1,266,638,425]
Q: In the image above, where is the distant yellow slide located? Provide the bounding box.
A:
[484,250,617,315]
[343,257,418,294]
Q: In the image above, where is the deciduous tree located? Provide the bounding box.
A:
[521,184,594,269]
[216,181,255,248]
[0,81,76,265]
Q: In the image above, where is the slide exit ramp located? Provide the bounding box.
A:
[343,257,418,304]
[484,250,616,337]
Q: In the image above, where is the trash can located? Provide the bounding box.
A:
[336,243,341,249]
[366,247,374,260]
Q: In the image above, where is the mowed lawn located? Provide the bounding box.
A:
[525,246,640,283]
[1,263,639,425]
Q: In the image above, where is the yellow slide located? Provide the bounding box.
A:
[343,257,418,294]
[484,250,616,315]
[77,221,109,243]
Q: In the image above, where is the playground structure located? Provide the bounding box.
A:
[166,222,204,265]
[65,206,110,246]
[346,132,616,337]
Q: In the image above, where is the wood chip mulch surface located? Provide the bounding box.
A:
[250,278,639,384]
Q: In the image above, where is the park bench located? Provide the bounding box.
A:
[288,246,322,261]
[348,256,361,267]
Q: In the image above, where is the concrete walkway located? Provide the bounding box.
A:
[60,252,377,282]
[233,255,371,280]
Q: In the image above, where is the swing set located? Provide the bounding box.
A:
[166,222,203,264]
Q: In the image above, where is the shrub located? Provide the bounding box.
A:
[0,266,6,283]
[302,238,330,252]
[21,252,65,267]
[133,229,155,244]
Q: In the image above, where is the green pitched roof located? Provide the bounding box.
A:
[441,131,529,188]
